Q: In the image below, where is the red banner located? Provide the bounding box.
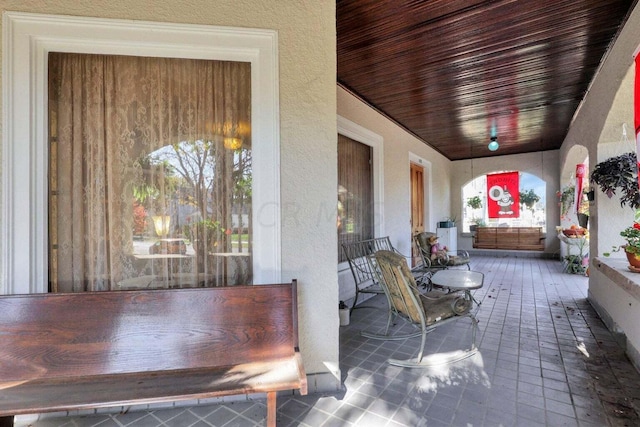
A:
[575,163,586,214]
[635,55,640,189]
[487,172,519,218]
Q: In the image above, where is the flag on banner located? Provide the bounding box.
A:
[575,163,586,214]
[487,171,519,218]
[636,54,640,189]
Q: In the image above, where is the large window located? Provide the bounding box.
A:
[338,134,373,262]
[3,13,279,295]
[48,53,252,292]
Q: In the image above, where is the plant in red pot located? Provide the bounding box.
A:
[605,220,640,270]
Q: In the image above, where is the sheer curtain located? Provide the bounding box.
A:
[48,53,252,292]
[337,134,373,262]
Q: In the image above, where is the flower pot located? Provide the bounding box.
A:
[438,221,455,228]
[339,308,350,326]
[625,250,640,268]
[577,213,589,228]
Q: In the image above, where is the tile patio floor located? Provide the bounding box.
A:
[15,255,640,426]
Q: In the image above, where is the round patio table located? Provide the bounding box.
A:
[430,269,484,305]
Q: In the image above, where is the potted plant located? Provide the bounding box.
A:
[558,185,575,219]
[592,153,640,269]
[604,210,640,269]
[577,186,590,228]
[438,215,457,228]
[466,196,482,210]
[469,217,485,233]
[590,152,640,209]
[606,221,640,268]
[519,189,540,212]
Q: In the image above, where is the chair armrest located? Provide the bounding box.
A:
[454,249,470,258]
[433,252,450,266]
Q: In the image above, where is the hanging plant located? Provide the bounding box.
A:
[590,152,640,209]
[519,189,540,211]
[557,185,574,218]
[466,195,482,210]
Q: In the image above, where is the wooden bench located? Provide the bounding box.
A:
[473,226,546,251]
[0,282,306,427]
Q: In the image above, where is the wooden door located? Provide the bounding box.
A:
[410,162,425,266]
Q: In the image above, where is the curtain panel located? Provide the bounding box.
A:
[337,134,374,263]
[48,53,252,292]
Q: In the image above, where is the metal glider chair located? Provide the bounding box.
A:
[342,237,428,312]
[363,250,480,368]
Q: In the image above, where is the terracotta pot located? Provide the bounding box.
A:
[625,249,640,268]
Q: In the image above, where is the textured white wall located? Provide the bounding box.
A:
[0,1,339,384]
[590,262,640,370]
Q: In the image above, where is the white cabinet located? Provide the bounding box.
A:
[436,227,457,256]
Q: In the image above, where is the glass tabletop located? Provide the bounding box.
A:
[430,270,484,290]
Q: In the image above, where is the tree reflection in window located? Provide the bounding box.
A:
[132,140,252,282]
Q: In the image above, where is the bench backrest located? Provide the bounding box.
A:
[475,227,496,244]
[0,282,298,383]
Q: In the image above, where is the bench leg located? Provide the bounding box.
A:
[0,416,14,427]
[266,391,277,427]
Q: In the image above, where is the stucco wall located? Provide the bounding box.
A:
[590,259,640,371]
[0,1,339,388]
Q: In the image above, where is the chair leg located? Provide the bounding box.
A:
[266,391,276,427]
[350,286,360,313]
[472,293,481,306]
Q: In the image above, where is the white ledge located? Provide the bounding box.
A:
[592,257,640,302]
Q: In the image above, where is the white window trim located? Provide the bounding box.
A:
[2,12,281,294]
[337,115,384,269]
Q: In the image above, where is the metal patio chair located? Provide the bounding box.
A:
[414,231,471,274]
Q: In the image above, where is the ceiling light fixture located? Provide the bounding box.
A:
[488,136,499,151]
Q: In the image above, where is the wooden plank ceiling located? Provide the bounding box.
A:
[337,0,636,160]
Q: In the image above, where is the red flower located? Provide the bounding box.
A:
[633,222,640,230]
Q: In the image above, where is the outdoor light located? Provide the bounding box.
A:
[152,215,171,237]
[488,136,499,151]
[224,137,243,150]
